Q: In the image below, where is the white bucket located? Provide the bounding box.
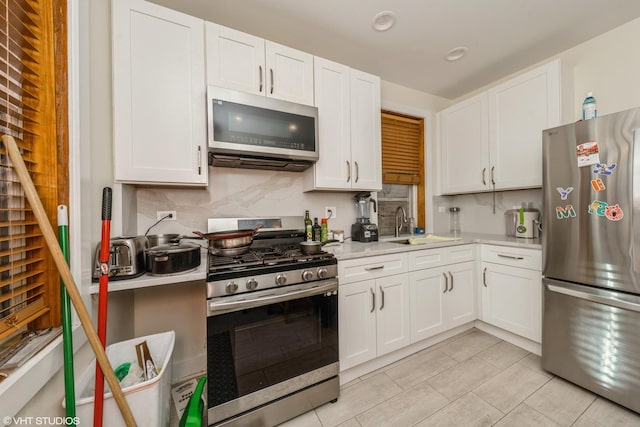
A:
[64,331,175,427]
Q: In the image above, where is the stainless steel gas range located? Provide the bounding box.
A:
[205,217,339,426]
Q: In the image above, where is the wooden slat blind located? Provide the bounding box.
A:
[381,109,426,229]
[381,111,424,185]
[0,0,67,341]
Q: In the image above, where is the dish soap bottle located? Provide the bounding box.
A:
[582,92,597,120]
[304,210,312,241]
[321,218,328,243]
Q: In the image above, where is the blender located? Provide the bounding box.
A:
[351,192,378,242]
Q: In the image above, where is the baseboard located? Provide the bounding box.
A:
[172,350,207,384]
[474,321,541,355]
[339,323,475,385]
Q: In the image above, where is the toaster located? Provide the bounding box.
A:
[92,236,149,281]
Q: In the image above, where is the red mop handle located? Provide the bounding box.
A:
[94,187,112,427]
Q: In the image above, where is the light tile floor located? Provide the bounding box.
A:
[279,328,640,427]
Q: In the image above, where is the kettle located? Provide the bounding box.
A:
[505,206,540,239]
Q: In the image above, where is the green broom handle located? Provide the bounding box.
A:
[58,205,76,420]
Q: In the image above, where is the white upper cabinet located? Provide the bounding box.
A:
[265,41,314,105]
[488,60,561,190]
[439,93,490,194]
[205,23,314,106]
[350,69,382,191]
[439,59,561,195]
[205,23,264,95]
[307,58,351,189]
[112,0,207,186]
[304,57,381,191]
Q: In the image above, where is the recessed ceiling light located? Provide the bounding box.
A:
[445,46,468,61]
[372,11,396,32]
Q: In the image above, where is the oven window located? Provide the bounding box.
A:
[207,292,338,407]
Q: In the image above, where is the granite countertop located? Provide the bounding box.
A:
[323,232,542,260]
[91,233,541,293]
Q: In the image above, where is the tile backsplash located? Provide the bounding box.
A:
[433,189,543,235]
[132,167,542,239]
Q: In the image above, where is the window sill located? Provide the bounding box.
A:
[0,325,87,417]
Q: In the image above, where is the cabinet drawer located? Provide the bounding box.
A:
[481,245,541,270]
[339,253,408,284]
[408,244,475,271]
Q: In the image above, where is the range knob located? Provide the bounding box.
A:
[317,268,328,279]
[275,274,287,286]
[302,270,314,281]
[225,281,238,294]
[246,278,258,291]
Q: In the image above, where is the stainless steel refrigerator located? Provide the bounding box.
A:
[542,107,640,413]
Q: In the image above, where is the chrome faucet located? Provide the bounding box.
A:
[394,206,407,237]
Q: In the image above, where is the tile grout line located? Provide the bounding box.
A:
[568,393,598,426]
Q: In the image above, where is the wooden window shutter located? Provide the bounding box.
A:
[0,0,67,340]
[381,110,424,184]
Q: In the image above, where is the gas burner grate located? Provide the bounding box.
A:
[208,243,336,274]
[208,251,263,271]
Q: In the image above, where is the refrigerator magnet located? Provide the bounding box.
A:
[556,187,574,200]
[593,162,617,176]
[590,179,605,192]
[588,200,608,216]
[556,205,576,219]
[605,204,624,221]
[576,142,600,167]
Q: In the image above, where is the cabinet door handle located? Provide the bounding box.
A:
[379,286,385,310]
[448,272,454,292]
[483,267,487,287]
[491,166,495,185]
[270,68,274,94]
[258,65,263,92]
[365,265,384,271]
[370,288,375,313]
[497,254,525,260]
[346,161,351,182]
[197,146,202,175]
[442,272,448,293]
[355,161,359,183]
[482,168,486,185]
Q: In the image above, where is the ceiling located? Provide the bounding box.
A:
[151,0,640,100]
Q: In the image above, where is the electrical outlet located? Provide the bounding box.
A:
[325,206,337,219]
[157,210,177,221]
[438,206,447,213]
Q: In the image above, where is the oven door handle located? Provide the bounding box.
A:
[208,281,337,314]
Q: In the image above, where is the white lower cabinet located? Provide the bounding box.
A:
[339,274,410,371]
[376,274,411,355]
[410,261,476,343]
[338,253,409,371]
[480,245,542,342]
[338,244,542,373]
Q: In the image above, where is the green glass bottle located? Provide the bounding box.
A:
[304,210,313,241]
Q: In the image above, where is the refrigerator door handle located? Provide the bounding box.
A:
[547,284,640,313]
[634,128,640,273]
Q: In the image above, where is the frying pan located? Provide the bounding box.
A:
[193,225,263,249]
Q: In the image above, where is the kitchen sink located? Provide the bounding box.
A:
[386,235,464,245]
[387,239,411,245]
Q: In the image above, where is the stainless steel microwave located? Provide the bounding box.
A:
[207,86,319,171]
